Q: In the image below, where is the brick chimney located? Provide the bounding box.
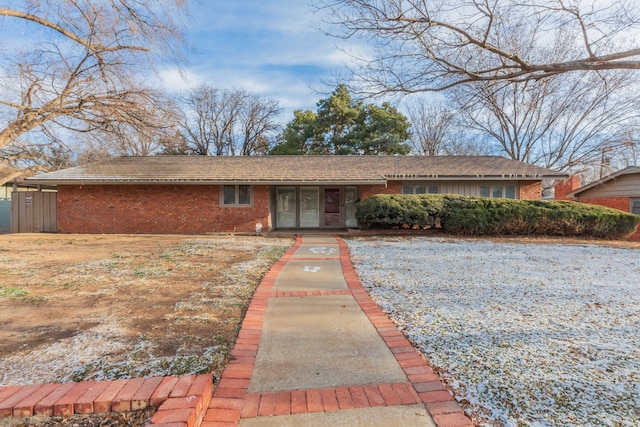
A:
[554,175,581,200]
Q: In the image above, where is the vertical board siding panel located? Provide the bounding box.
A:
[10,191,58,233]
[33,192,43,233]
[25,193,34,233]
[10,194,18,233]
[47,192,57,232]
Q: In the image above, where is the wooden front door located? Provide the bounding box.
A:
[324,188,341,227]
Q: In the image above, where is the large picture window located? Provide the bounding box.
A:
[221,185,252,206]
[402,184,438,194]
[480,184,517,199]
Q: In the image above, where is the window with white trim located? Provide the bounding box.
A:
[221,185,252,206]
[631,199,640,215]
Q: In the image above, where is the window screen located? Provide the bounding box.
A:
[222,185,252,206]
[505,186,516,199]
[238,185,251,205]
[223,185,236,205]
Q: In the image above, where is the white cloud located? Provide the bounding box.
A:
[235,78,271,94]
[157,68,203,93]
[167,0,377,120]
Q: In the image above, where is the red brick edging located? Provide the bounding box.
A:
[336,237,474,427]
[1,235,473,427]
[204,235,473,427]
[0,374,213,427]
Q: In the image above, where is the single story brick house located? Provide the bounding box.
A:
[563,166,640,239]
[25,155,567,234]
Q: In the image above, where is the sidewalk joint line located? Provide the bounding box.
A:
[202,235,473,427]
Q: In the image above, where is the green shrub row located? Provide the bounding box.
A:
[355,194,640,237]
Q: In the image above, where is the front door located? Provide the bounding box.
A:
[324,188,341,227]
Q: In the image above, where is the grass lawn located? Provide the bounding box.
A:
[0,234,293,386]
[347,236,640,427]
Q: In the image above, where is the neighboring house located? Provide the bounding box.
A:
[563,166,640,239]
[24,155,567,234]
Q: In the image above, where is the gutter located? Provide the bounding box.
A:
[383,174,569,181]
[23,178,389,186]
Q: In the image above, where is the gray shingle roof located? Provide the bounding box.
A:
[25,155,567,184]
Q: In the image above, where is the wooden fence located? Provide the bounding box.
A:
[11,191,57,233]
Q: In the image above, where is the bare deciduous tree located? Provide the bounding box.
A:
[75,98,181,158]
[0,0,187,183]
[238,95,282,155]
[179,85,243,156]
[454,69,640,173]
[315,0,640,93]
[178,84,281,156]
[1,139,75,179]
[406,101,455,155]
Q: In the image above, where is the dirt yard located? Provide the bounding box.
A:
[0,234,293,386]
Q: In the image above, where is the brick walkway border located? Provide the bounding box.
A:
[0,374,213,427]
[0,235,474,427]
[204,236,474,427]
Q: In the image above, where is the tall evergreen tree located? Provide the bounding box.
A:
[271,85,410,155]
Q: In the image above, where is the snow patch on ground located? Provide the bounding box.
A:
[0,238,291,387]
[0,320,130,385]
[347,237,640,427]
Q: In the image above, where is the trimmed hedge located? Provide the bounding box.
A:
[355,194,640,238]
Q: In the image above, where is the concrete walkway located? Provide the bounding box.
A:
[203,236,473,427]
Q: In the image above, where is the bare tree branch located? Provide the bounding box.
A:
[406,100,455,155]
[177,84,281,156]
[0,7,146,53]
[315,0,640,93]
[0,0,187,158]
[453,69,640,172]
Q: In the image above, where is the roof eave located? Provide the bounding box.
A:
[384,174,568,180]
[567,166,640,197]
[24,178,388,186]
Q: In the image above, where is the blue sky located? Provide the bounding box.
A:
[159,0,365,118]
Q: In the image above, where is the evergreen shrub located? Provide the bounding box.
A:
[355,194,640,237]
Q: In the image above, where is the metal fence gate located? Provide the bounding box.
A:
[11,191,58,233]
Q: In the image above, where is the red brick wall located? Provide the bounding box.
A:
[359,181,402,200]
[554,175,580,201]
[519,181,542,200]
[57,185,270,234]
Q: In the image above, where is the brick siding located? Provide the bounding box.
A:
[57,185,270,234]
[56,180,548,234]
[518,181,542,200]
[359,181,402,201]
[554,176,581,201]
[578,197,630,212]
